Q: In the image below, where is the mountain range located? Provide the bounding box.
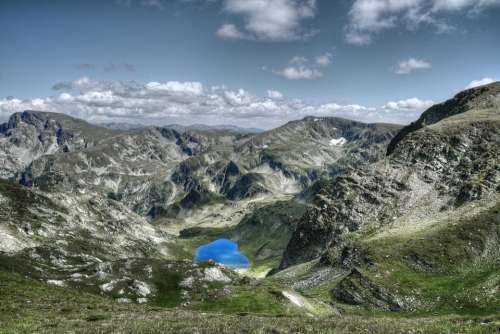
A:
[1,82,499,333]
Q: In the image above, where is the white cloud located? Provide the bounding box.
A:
[272,66,324,80]
[217,0,318,41]
[145,81,204,95]
[289,56,308,65]
[432,0,500,11]
[315,52,333,67]
[0,77,435,128]
[267,90,284,99]
[382,97,435,111]
[267,52,333,81]
[464,77,496,89]
[395,58,431,75]
[346,0,500,45]
[58,93,74,102]
[216,23,247,40]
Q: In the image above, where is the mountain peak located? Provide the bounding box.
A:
[387,81,500,155]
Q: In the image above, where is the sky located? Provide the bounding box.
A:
[0,0,499,129]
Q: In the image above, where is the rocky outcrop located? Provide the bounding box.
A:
[387,81,500,155]
[0,110,116,178]
[0,178,169,258]
[281,82,500,270]
[331,268,403,311]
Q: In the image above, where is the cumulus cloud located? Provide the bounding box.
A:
[266,52,333,80]
[395,58,431,75]
[464,77,496,89]
[271,66,324,80]
[145,81,204,95]
[315,52,333,67]
[267,90,284,99]
[346,0,500,45]
[0,77,434,128]
[216,23,247,40]
[382,97,435,111]
[216,0,318,41]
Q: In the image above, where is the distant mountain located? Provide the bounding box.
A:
[0,110,400,216]
[163,123,264,134]
[99,122,148,130]
[99,121,263,133]
[0,111,117,178]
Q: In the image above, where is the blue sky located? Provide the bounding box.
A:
[0,0,499,128]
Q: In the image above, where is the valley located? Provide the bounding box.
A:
[1,82,500,333]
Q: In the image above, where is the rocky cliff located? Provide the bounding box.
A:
[278,82,500,313]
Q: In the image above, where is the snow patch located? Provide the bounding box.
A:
[329,137,347,146]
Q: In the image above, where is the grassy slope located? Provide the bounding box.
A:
[1,271,499,334]
[320,198,500,316]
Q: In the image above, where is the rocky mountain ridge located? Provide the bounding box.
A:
[1,82,498,319]
[0,109,400,306]
[277,82,500,313]
[0,110,400,219]
[282,82,500,268]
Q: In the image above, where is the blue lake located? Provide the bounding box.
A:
[194,239,250,269]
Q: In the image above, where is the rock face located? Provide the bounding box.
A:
[0,177,171,282]
[387,82,500,155]
[0,111,400,219]
[168,117,401,208]
[0,111,116,178]
[281,83,500,269]
[331,268,403,311]
[0,110,400,305]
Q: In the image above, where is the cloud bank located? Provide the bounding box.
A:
[0,78,435,128]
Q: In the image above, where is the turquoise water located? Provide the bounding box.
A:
[194,239,250,268]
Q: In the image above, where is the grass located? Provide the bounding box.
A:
[151,271,183,308]
[196,285,287,315]
[1,270,499,334]
[332,202,500,315]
